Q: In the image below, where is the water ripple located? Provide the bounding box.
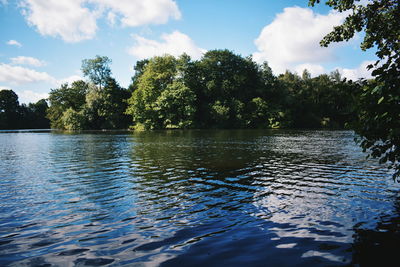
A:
[0,130,399,266]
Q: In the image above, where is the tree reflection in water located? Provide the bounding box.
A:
[352,195,400,266]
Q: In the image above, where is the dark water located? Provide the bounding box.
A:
[1,130,399,266]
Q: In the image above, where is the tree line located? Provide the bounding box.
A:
[1,50,363,131]
[128,51,364,130]
[0,89,49,130]
[2,51,363,131]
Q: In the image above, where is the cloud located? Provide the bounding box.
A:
[19,0,181,42]
[294,63,326,77]
[0,86,11,90]
[93,0,181,27]
[293,60,374,80]
[0,63,55,85]
[337,60,374,81]
[17,90,49,104]
[56,75,84,86]
[253,7,347,74]
[128,31,206,60]
[0,0,7,5]
[7,40,22,47]
[20,0,99,43]
[10,56,46,67]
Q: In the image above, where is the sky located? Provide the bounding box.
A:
[0,0,377,104]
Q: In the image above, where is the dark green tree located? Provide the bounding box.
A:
[309,0,400,179]
[0,89,20,129]
[19,99,50,129]
[28,99,50,129]
[194,50,266,128]
[84,77,131,129]
[0,90,50,129]
[128,59,149,92]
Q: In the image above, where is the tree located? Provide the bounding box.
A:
[81,55,112,89]
[309,0,400,179]
[62,108,86,130]
[246,97,270,128]
[126,55,196,130]
[0,90,50,129]
[0,89,19,129]
[129,59,149,92]
[47,81,88,129]
[84,78,131,129]
[19,99,50,129]
[195,50,265,128]
[155,80,196,129]
[29,99,50,129]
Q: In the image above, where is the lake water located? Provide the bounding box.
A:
[0,130,399,266]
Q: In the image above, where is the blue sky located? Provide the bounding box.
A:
[0,0,376,103]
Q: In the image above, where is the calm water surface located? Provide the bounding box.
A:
[0,130,399,266]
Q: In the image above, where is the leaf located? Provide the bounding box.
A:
[371,85,381,94]
[378,96,384,104]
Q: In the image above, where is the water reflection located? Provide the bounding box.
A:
[351,194,400,266]
[0,130,399,266]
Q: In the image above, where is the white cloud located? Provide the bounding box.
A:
[253,7,347,74]
[294,63,326,77]
[10,56,46,67]
[16,90,49,104]
[20,0,98,43]
[56,75,83,86]
[7,40,22,47]
[92,0,181,27]
[337,60,374,81]
[128,31,206,60]
[19,0,181,42]
[0,63,55,85]
[1,87,48,105]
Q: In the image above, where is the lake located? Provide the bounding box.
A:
[1,130,399,266]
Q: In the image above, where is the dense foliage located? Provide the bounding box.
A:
[47,56,131,130]
[0,89,49,129]
[3,52,362,132]
[126,50,361,130]
[309,0,400,178]
[4,52,363,134]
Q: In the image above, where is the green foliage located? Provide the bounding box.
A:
[0,89,49,129]
[126,55,196,130]
[19,99,50,129]
[129,59,149,92]
[210,101,230,126]
[62,108,86,130]
[155,81,196,129]
[47,80,88,129]
[125,51,360,131]
[84,78,130,129]
[42,52,361,136]
[81,55,112,89]
[0,52,362,137]
[276,69,361,129]
[0,89,20,129]
[247,97,270,128]
[309,0,400,179]
[47,57,131,130]
[193,50,266,128]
